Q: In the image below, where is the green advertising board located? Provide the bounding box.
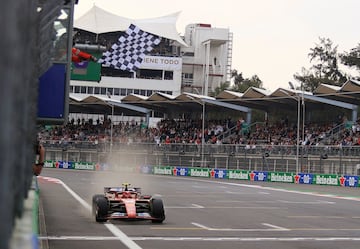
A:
[313,174,339,186]
[153,166,173,175]
[268,172,294,183]
[70,52,101,82]
[228,170,250,180]
[188,168,210,178]
[74,162,96,170]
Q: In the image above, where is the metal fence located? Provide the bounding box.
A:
[43,141,360,176]
[0,1,40,249]
[0,1,73,249]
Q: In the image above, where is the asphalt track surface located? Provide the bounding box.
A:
[38,168,360,249]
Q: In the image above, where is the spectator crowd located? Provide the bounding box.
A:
[38,115,360,149]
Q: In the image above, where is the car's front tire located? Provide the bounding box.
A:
[92,195,108,222]
[150,199,165,223]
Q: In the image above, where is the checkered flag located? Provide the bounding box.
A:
[98,24,161,71]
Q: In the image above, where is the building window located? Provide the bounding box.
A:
[182,73,194,85]
[120,88,127,96]
[74,85,80,93]
[87,86,94,94]
[127,89,133,95]
[140,89,146,96]
[183,73,193,79]
[69,86,74,93]
[164,71,173,80]
[137,69,162,79]
[134,89,140,94]
[101,66,133,78]
[80,86,87,93]
[94,87,100,94]
[100,87,106,95]
[146,90,153,96]
[114,88,120,96]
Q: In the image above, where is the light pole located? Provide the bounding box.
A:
[301,84,305,142]
[201,101,205,167]
[188,95,206,167]
[110,103,114,153]
[107,92,114,154]
[296,95,300,174]
[281,89,300,174]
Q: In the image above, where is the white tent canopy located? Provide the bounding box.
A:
[74,5,188,47]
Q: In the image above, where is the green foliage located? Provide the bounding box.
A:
[294,37,348,90]
[340,43,360,74]
[213,81,230,96]
[230,70,263,92]
[294,67,338,92]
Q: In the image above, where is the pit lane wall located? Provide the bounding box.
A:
[141,166,360,187]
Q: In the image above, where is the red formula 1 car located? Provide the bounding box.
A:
[92,183,165,223]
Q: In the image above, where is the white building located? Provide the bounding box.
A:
[181,23,233,95]
[70,6,232,101]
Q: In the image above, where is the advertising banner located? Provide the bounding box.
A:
[268,172,294,183]
[294,173,314,184]
[188,168,210,178]
[140,55,182,70]
[250,171,268,181]
[43,160,56,168]
[173,167,189,176]
[54,160,73,169]
[70,52,101,82]
[210,169,227,179]
[339,175,359,187]
[73,162,96,170]
[153,166,173,175]
[228,170,250,180]
[313,174,339,186]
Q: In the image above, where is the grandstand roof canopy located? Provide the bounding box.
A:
[74,5,188,47]
[69,94,150,116]
[313,79,360,105]
[69,79,360,121]
[119,81,359,119]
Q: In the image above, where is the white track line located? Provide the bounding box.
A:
[191,222,289,232]
[38,235,360,242]
[262,223,289,231]
[105,223,142,249]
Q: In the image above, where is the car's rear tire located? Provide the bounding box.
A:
[92,195,108,222]
[150,199,165,223]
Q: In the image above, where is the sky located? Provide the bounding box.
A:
[73,0,360,91]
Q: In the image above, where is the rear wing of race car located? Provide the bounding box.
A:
[104,187,142,194]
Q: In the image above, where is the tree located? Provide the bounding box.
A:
[340,43,360,77]
[231,69,244,85]
[230,70,263,92]
[294,67,335,92]
[213,81,230,96]
[294,37,347,91]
